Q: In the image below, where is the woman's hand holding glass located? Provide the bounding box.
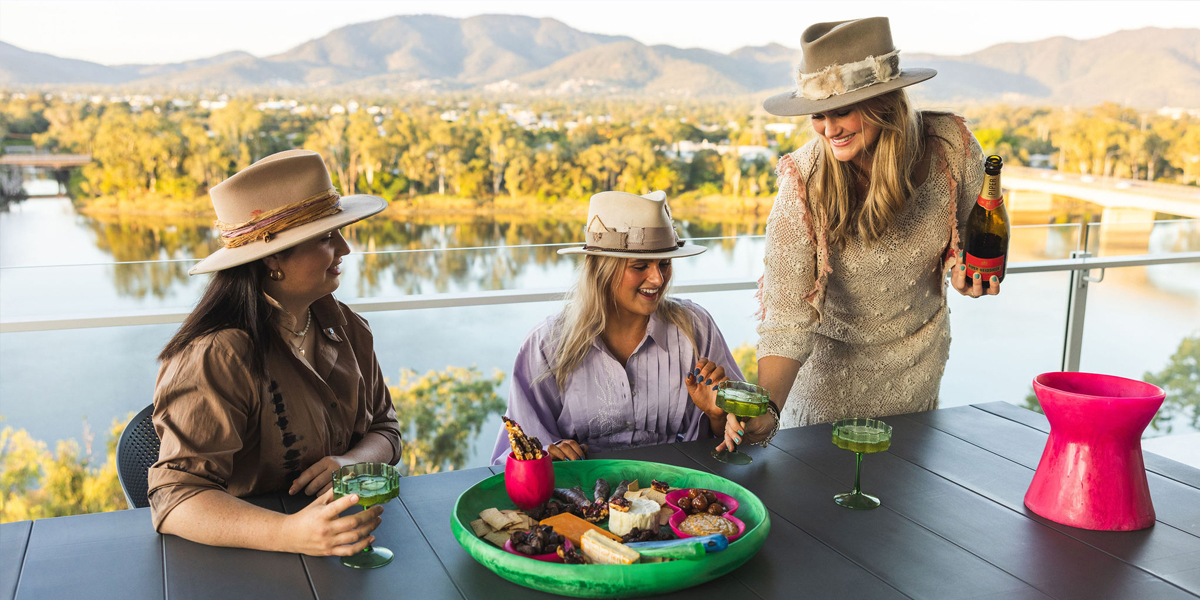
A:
[947,249,1001,298]
[282,487,382,556]
[714,411,777,452]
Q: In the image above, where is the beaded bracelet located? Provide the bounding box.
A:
[752,401,782,448]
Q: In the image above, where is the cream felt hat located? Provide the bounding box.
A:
[558,190,705,259]
[763,16,936,116]
[189,149,386,275]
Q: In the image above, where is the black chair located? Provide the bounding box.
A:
[117,403,160,509]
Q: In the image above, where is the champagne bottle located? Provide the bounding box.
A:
[963,155,1010,290]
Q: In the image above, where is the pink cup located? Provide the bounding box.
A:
[1024,372,1165,531]
[504,451,554,511]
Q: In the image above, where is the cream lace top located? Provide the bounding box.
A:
[756,113,985,426]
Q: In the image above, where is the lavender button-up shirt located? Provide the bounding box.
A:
[491,299,743,464]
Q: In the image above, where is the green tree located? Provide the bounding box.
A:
[1144,333,1200,434]
[389,366,507,475]
[1,417,128,523]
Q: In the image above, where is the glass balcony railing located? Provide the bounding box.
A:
[1,221,1198,479]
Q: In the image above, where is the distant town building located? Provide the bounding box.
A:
[765,123,798,136]
[663,140,778,163]
[1157,107,1200,120]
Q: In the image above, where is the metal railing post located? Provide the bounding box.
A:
[1061,250,1102,372]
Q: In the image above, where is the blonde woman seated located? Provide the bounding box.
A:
[149,150,401,557]
[490,191,759,464]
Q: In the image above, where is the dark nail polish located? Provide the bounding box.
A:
[712,385,719,391]
[705,378,712,385]
[693,368,701,376]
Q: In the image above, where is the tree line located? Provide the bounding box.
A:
[1,94,1198,214]
[1,96,791,211]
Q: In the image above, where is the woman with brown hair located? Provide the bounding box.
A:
[728,17,999,446]
[149,150,401,556]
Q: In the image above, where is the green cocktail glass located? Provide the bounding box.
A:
[710,381,770,465]
[831,418,892,510]
[332,462,400,568]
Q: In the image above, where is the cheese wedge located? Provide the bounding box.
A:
[607,497,659,537]
[581,529,640,565]
[540,512,622,548]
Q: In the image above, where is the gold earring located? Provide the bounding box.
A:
[268,269,285,281]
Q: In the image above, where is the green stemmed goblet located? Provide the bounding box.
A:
[831,418,892,510]
[332,462,400,568]
[711,381,770,465]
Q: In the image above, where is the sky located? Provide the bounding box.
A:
[1,0,1198,65]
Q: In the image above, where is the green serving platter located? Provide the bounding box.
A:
[451,459,770,598]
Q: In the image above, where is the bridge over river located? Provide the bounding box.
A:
[1005,165,1200,219]
[0,154,92,169]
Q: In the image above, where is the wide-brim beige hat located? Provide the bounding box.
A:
[189,149,386,275]
[558,190,705,259]
[764,16,936,116]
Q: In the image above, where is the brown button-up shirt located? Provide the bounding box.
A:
[147,295,401,530]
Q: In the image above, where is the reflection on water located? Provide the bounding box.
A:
[0,198,771,317]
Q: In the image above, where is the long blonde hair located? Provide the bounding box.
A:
[807,89,926,247]
[544,255,697,391]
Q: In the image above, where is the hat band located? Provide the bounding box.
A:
[215,188,343,249]
[585,225,682,253]
[795,48,901,101]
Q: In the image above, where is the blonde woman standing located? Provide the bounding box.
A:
[732,17,999,443]
[490,191,754,464]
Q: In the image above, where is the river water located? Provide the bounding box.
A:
[2,191,1197,473]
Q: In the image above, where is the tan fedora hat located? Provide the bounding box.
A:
[189,149,386,275]
[763,17,936,116]
[558,190,705,259]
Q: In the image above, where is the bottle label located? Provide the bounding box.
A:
[976,194,1004,211]
[965,252,1005,280]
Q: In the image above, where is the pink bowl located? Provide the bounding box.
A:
[668,510,745,542]
[663,489,740,515]
[663,489,744,542]
[502,538,573,563]
[1025,372,1165,531]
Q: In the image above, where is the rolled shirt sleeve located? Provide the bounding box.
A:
[147,330,257,531]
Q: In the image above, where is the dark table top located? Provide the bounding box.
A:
[3,402,1199,600]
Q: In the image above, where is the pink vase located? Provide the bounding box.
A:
[1024,372,1165,531]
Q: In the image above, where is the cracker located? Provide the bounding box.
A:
[480,507,515,531]
[658,505,673,526]
[642,489,667,505]
[483,531,511,547]
[469,518,494,537]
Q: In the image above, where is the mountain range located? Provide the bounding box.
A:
[2,14,1198,107]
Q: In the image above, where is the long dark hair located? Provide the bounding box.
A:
[160,260,276,378]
